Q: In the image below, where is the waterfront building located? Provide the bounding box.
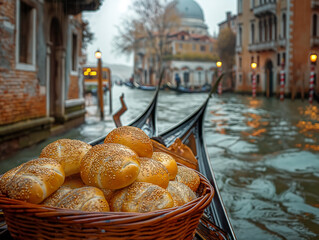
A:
[133,0,219,88]
[218,11,237,34]
[0,0,101,159]
[235,0,319,98]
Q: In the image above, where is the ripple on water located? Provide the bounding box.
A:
[264,150,319,173]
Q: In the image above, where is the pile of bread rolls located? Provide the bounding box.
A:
[0,126,200,213]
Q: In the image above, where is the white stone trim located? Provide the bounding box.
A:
[65,98,85,108]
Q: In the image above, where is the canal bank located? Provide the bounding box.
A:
[0,85,318,239]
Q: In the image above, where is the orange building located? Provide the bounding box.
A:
[235,0,319,99]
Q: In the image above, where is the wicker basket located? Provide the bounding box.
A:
[0,170,214,240]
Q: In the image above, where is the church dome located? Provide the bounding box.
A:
[174,0,205,21]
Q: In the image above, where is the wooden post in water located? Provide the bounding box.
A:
[95,50,104,120]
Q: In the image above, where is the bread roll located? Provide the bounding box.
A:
[80,143,140,190]
[0,158,65,204]
[152,152,178,180]
[44,186,110,212]
[104,126,153,158]
[175,166,200,192]
[167,181,196,207]
[40,139,92,176]
[135,157,169,189]
[110,182,174,213]
[62,174,85,189]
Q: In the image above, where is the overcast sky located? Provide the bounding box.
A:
[83,0,237,66]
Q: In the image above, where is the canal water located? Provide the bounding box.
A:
[1,85,318,240]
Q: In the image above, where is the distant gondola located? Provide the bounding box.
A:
[167,82,211,93]
[123,81,135,89]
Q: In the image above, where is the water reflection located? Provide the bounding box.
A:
[207,94,319,239]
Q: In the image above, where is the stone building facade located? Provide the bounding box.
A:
[133,0,219,88]
[0,0,100,159]
[235,0,319,98]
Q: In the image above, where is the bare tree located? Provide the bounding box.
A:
[114,0,180,79]
[217,28,236,88]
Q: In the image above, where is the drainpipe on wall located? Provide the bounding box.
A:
[285,0,291,94]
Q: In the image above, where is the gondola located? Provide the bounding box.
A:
[167,82,212,94]
[0,73,236,240]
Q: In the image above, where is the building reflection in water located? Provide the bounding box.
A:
[296,105,319,152]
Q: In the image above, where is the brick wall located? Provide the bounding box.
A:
[68,75,79,99]
[0,0,46,126]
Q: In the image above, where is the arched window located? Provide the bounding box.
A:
[282,13,286,39]
[313,14,317,37]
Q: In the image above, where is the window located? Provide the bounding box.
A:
[251,23,255,44]
[239,57,242,68]
[257,55,260,67]
[313,14,317,37]
[179,43,183,49]
[251,56,254,64]
[238,25,242,46]
[193,44,196,51]
[269,17,273,40]
[282,13,286,39]
[239,74,242,84]
[250,0,255,8]
[71,33,78,72]
[238,0,243,14]
[277,53,280,66]
[200,45,206,51]
[259,20,263,42]
[210,45,213,52]
[16,0,36,69]
[282,52,286,65]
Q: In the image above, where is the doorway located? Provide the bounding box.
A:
[49,18,62,119]
[265,60,273,97]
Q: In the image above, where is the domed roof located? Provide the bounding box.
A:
[174,0,205,21]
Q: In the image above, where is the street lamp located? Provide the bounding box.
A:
[95,49,104,120]
[251,62,257,98]
[309,53,317,104]
[216,61,222,95]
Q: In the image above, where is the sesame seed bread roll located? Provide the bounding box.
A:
[62,174,85,189]
[44,186,110,212]
[110,182,174,213]
[40,139,92,176]
[167,181,196,207]
[152,152,178,180]
[0,158,65,204]
[104,126,153,158]
[135,157,169,189]
[80,143,140,190]
[175,166,200,192]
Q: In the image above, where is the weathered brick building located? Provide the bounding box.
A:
[0,0,100,159]
[235,0,319,98]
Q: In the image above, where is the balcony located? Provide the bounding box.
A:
[236,46,242,53]
[311,36,319,47]
[46,0,101,15]
[253,3,276,17]
[248,41,277,52]
[312,0,319,9]
[278,37,286,48]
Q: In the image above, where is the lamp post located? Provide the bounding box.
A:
[216,61,222,95]
[309,53,317,104]
[280,59,285,101]
[95,49,104,120]
[251,62,257,98]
